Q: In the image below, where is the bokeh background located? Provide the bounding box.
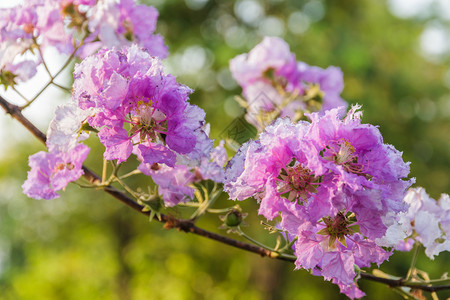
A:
[0,0,449,299]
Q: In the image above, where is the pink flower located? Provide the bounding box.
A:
[378,187,450,259]
[139,140,227,207]
[281,210,390,299]
[225,106,413,298]
[229,36,347,131]
[22,144,90,200]
[88,0,168,58]
[145,164,195,207]
[73,45,208,166]
[0,0,167,86]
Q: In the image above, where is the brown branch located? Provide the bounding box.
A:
[360,272,450,293]
[0,95,275,260]
[1,94,449,294]
[0,97,47,142]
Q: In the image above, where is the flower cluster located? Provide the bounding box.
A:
[22,103,93,200]
[377,187,450,259]
[73,45,207,167]
[14,12,447,297]
[0,0,167,87]
[229,37,347,131]
[225,105,414,298]
[24,44,217,205]
[139,140,227,206]
[22,143,90,200]
[88,0,167,58]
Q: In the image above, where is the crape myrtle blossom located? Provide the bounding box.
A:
[88,0,168,58]
[225,105,413,226]
[281,210,390,299]
[71,44,216,207]
[229,36,347,131]
[306,106,414,239]
[0,0,167,86]
[0,59,39,88]
[0,0,80,58]
[46,103,95,152]
[22,144,90,200]
[23,103,94,200]
[139,140,227,206]
[225,105,413,298]
[377,187,450,259]
[73,45,206,168]
[224,117,338,221]
[22,45,209,205]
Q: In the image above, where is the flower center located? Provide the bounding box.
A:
[129,99,168,144]
[55,162,75,172]
[22,23,34,34]
[317,212,357,250]
[276,158,321,204]
[321,138,369,177]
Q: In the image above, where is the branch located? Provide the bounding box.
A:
[0,94,276,260]
[361,272,450,293]
[1,94,449,294]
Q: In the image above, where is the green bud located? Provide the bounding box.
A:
[0,70,17,90]
[224,209,243,227]
[79,122,99,133]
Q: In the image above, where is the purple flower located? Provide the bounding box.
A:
[88,0,168,58]
[139,140,227,207]
[306,105,414,238]
[229,36,297,89]
[0,0,167,86]
[229,36,348,131]
[144,164,195,207]
[225,106,413,298]
[225,106,412,223]
[73,45,208,166]
[297,62,347,112]
[281,210,390,299]
[46,103,95,152]
[378,187,450,259]
[225,118,338,221]
[22,144,90,200]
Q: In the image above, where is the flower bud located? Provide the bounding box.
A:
[220,207,247,229]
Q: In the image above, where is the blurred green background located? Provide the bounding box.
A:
[0,0,449,299]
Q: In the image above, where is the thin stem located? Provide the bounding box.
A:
[406,242,420,280]
[23,80,53,108]
[20,34,88,110]
[236,228,297,261]
[11,86,29,103]
[102,158,107,183]
[237,227,277,252]
[178,202,234,214]
[204,207,234,214]
[119,169,142,180]
[406,277,450,285]
[190,183,222,219]
[33,37,52,78]
[113,175,141,200]
[51,82,71,92]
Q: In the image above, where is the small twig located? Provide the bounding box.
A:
[51,82,71,92]
[11,86,29,103]
[33,37,53,78]
[406,242,419,280]
[119,169,142,180]
[20,34,87,110]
